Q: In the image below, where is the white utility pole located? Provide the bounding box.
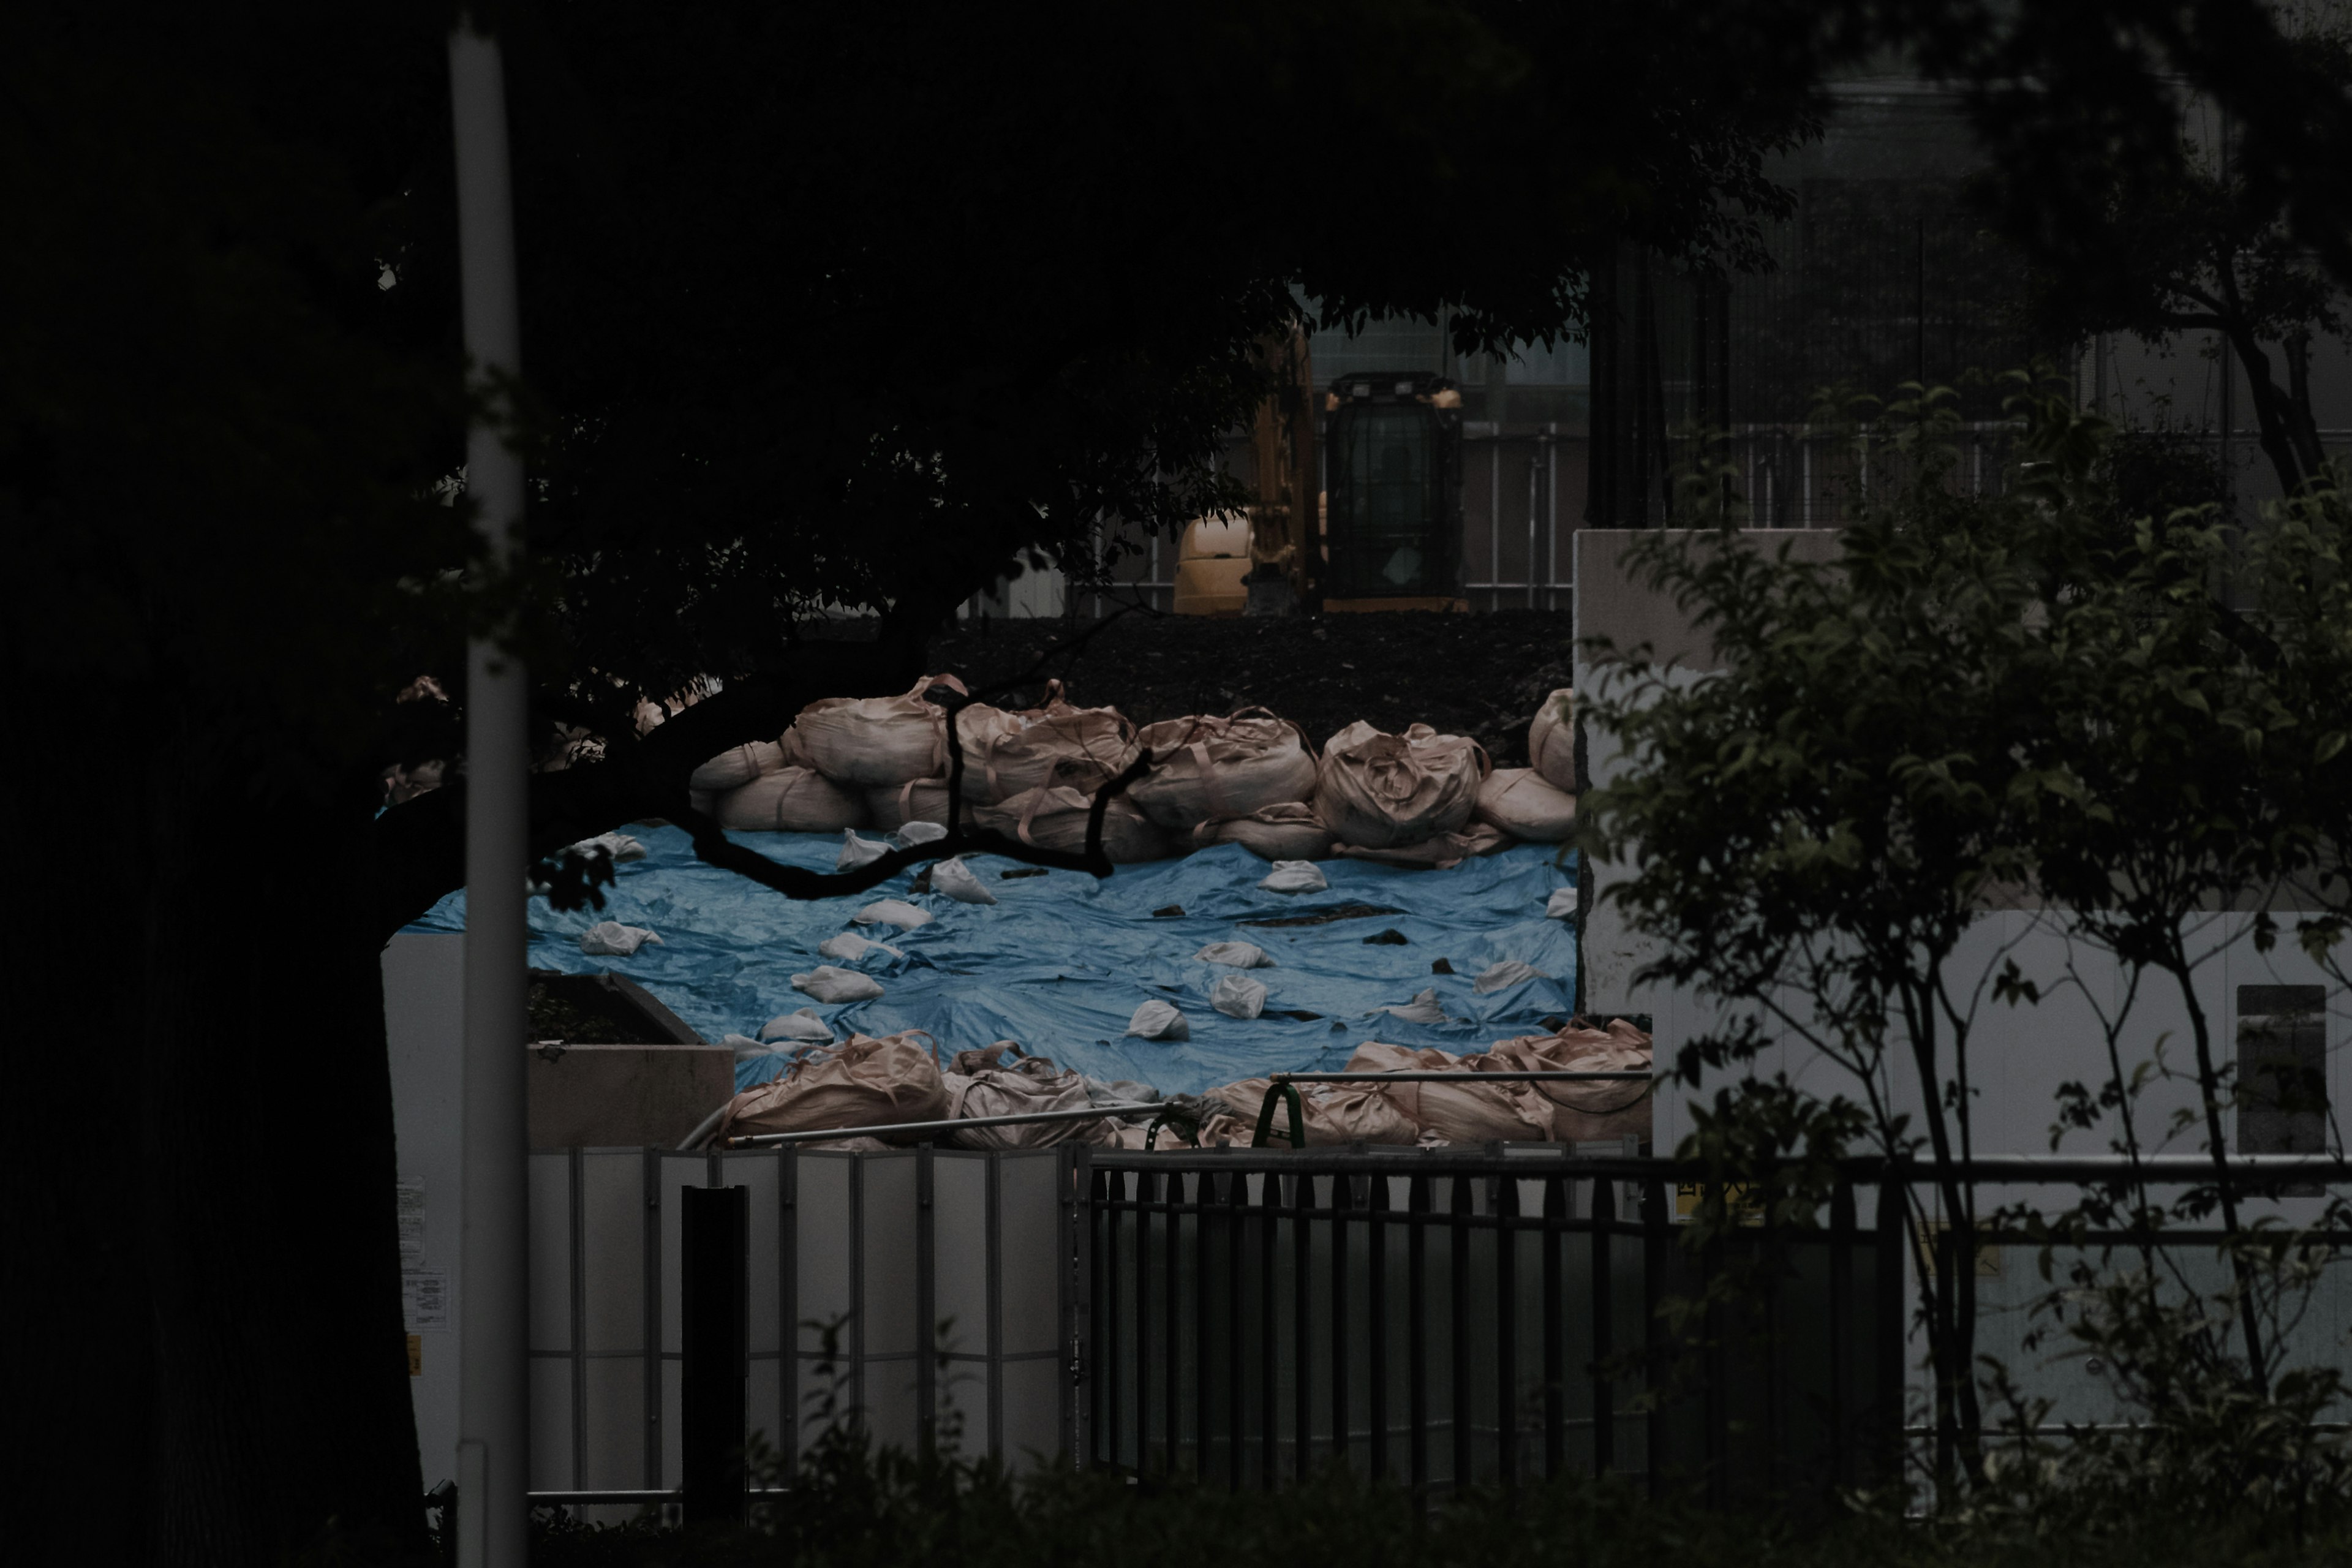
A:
[449,16,529,1568]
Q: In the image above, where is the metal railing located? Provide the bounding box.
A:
[1075,1148,1901,1504]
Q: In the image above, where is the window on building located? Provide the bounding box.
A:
[2236,985,2329,1155]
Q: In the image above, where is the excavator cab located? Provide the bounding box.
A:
[1321,372,1463,609]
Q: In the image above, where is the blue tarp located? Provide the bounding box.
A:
[406,825,1577,1098]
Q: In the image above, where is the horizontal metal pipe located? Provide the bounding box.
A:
[524,1488,793,1505]
[724,1101,1162,1148]
[1086,1151,2352,1182]
[1270,1070,1649,1084]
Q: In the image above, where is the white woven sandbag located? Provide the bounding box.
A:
[690,739,786,793]
[1487,1021,1653,1143]
[716,1031,947,1140]
[1547,886,1578,920]
[817,931,902,963]
[1334,823,1511,869]
[1126,1000,1190,1040]
[790,674,970,789]
[568,832,648,864]
[1528,688,1577,793]
[895,820,948,847]
[1259,859,1327,894]
[791,965,884,1003]
[759,1008,835,1044]
[726,1034,779,1063]
[837,828,892,870]
[1129,708,1317,829]
[1474,768,1576,843]
[713,767,868,832]
[1316,720,1488,848]
[972,785,1170,864]
[1472,959,1550,994]
[1371,988,1448,1025]
[1192,799,1335,861]
[1344,1042,1551,1144]
[973,682,1138,801]
[1196,941,1273,968]
[930,857,997,905]
[1210,974,1268,1019]
[852,899,933,930]
[942,1044,1099,1149]
[579,921,662,957]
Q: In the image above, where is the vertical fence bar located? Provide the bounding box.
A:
[1194,1172,1212,1482]
[1293,1169,1314,1479]
[1330,1169,1352,1471]
[1542,1175,1566,1480]
[1496,1170,1520,1489]
[1065,1146,1087,1470]
[1133,1170,1152,1473]
[915,1148,937,1460]
[642,1148,662,1488]
[1227,1167,1246,1490]
[1526,457,1540,609]
[1101,1169,1121,1470]
[1591,1176,1615,1477]
[1368,1172,1390,1482]
[1829,1179,1854,1489]
[1164,1170,1182,1473]
[1876,1172,1905,1488]
[1451,1173,1473,1490]
[1643,1177,1668,1498]
[568,1148,586,1487]
[1489,444,1501,612]
[1408,1172,1430,1502]
[1702,1227,1726,1507]
[1259,1169,1279,1489]
[778,1147,798,1483]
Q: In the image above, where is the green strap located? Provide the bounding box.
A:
[1251,1081,1306,1150]
[1145,1106,1200,1151]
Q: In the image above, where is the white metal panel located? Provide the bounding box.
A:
[661,1357,683,1489]
[796,1154,855,1354]
[860,1155,920,1357]
[864,1364,921,1456]
[658,1153,708,1356]
[933,1154,990,1352]
[581,1357,644,1488]
[528,1153,571,1354]
[747,1356,783,1457]
[1000,1359,1062,1469]
[723,1151,784,1357]
[579,1152,644,1354]
[530,1357,573,1488]
[998,1153,1061,1357]
[382,933,465,1487]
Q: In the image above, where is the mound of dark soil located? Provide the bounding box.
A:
[923,610,1575,767]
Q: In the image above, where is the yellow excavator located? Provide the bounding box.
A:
[1172,328,1321,615]
[1174,328,1465,614]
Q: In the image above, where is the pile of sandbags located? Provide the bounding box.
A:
[1316,720,1508,868]
[1195,1020,1651,1148]
[940,1042,1112,1150]
[681,674,1581,866]
[1486,1017,1651,1142]
[715,1031,948,1142]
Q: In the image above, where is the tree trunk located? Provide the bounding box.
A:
[13,692,429,1564]
[144,760,429,1563]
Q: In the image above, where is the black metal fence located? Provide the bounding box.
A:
[1076,1149,1902,1504]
